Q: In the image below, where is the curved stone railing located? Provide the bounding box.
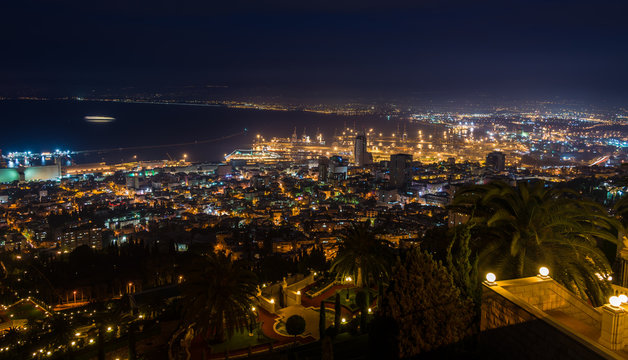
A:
[258,295,277,313]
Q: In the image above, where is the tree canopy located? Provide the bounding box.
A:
[374,247,474,358]
[451,180,617,306]
[331,222,393,287]
[180,252,257,341]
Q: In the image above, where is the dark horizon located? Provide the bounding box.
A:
[2,0,628,106]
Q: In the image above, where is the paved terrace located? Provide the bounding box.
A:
[482,276,628,359]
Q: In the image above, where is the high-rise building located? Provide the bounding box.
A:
[318,157,329,182]
[390,153,413,188]
[354,132,367,167]
[486,151,506,172]
[0,150,5,168]
[329,155,348,182]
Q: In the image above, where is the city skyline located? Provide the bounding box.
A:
[3,1,628,360]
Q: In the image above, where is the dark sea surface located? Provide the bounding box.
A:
[0,100,396,163]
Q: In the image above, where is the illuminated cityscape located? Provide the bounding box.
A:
[2,1,628,360]
[248,112,628,167]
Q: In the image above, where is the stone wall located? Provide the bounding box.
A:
[286,273,315,292]
[258,295,276,313]
[481,285,538,330]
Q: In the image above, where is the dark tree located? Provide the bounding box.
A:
[334,293,341,334]
[355,290,368,334]
[128,322,137,360]
[451,180,617,306]
[331,222,392,287]
[375,248,474,358]
[97,323,105,360]
[446,224,481,315]
[286,315,306,346]
[180,252,257,342]
[319,301,326,340]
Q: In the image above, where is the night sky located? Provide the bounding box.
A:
[2,0,627,103]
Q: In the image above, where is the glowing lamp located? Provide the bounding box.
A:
[619,294,628,304]
[296,290,301,295]
[485,273,497,284]
[538,266,550,280]
[269,298,275,304]
[251,306,256,311]
[539,267,549,277]
[341,318,346,324]
[610,296,622,308]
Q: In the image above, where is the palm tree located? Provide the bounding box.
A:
[92,297,134,360]
[451,181,618,306]
[46,315,74,355]
[3,327,21,346]
[614,194,628,246]
[611,195,628,284]
[331,222,392,288]
[180,252,258,342]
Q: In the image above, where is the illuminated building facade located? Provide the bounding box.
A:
[57,227,104,252]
